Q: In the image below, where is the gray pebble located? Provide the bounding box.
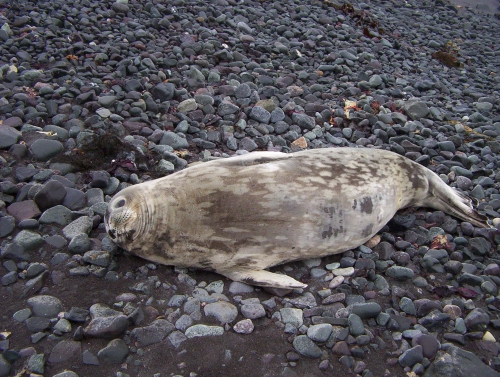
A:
[62,216,93,239]
[30,139,64,161]
[39,205,72,226]
[399,345,423,367]
[280,308,303,328]
[348,313,364,336]
[241,303,266,319]
[185,324,224,338]
[204,301,238,323]
[97,339,129,364]
[293,335,322,358]
[307,324,333,342]
[233,319,255,334]
[13,230,43,251]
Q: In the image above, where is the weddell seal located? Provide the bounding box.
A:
[105,147,490,289]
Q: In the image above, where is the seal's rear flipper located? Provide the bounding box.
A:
[219,268,307,289]
[425,173,491,229]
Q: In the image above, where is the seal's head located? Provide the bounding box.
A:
[104,188,151,248]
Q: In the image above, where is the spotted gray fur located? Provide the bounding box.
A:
[105,148,490,289]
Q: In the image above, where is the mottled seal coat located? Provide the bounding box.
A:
[105,148,489,288]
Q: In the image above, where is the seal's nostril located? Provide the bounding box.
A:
[108,229,116,239]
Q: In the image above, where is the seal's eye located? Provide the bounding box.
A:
[115,199,126,208]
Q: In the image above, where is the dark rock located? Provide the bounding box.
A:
[97,339,129,364]
[34,180,67,210]
[292,335,322,358]
[7,200,41,222]
[412,334,439,359]
[48,340,81,363]
[30,139,64,161]
[130,319,175,347]
[84,315,129,339]
[423,346,500,377]
[464,308,489,331]
[399,345,423,367]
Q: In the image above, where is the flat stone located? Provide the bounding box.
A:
[53,318,72,333]
[84,315,129,339]
[241,303,266,319]
[404,100,430,120]
[130,319,174,347]
[331,267,355,276]
[229,281,254,294]
[98,95,117,107]
[39,205,72,226]
[399,345,423,367]
[13,230,43,251]
[204,301,238,323]
[63,188,86,210]
[292,335,322,358]
[0,126,22,149]
[0,216,15,237]
[48,340,81,363]
[97,339,129,364]
[26,353,45,374]
[412,334,439,359]
[280,308,303,327]
[62,216,93,239]
[2,271,17,286]
[307,324,333,342]
[348,313,364,336]
[168,331,188,348]
[34,180,67,210]
[178,98,197,113]
[68,233,91,254]
[52,371,79,377]
[218,101,240,116]
[25,316,51,332]
[249,106,271,124]
[83,250,112,267]
[27,295,63,318]
[292,113,316,130]
[96,108,111,118]
[386,266,415,280]
[159,131,189,150]
[151,82,175,101]
[1,243,30,261]
[185,324,224,338]
[233,319,255,334]
[13,308,32,322]
[464,308,489,331]
[423,346,500,377]
[7,200,41,222]
[349,302,382,319]
[30,139,64,161]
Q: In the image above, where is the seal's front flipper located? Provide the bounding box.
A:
[219,268,307,289]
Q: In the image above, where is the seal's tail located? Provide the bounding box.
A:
[423,173,491,229]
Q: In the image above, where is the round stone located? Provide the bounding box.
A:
[204,301,238,323]
[233,319,255,334]
[307,324,333,342]
[30,139,64,161]
[292,335,322,358]
[241,303,266,319]
[26,295,63,318]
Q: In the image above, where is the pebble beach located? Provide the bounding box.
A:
[1,0,500,376]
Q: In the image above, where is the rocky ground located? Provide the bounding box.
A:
[1,0,500,376]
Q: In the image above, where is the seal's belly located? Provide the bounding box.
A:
[161,168,404,270]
